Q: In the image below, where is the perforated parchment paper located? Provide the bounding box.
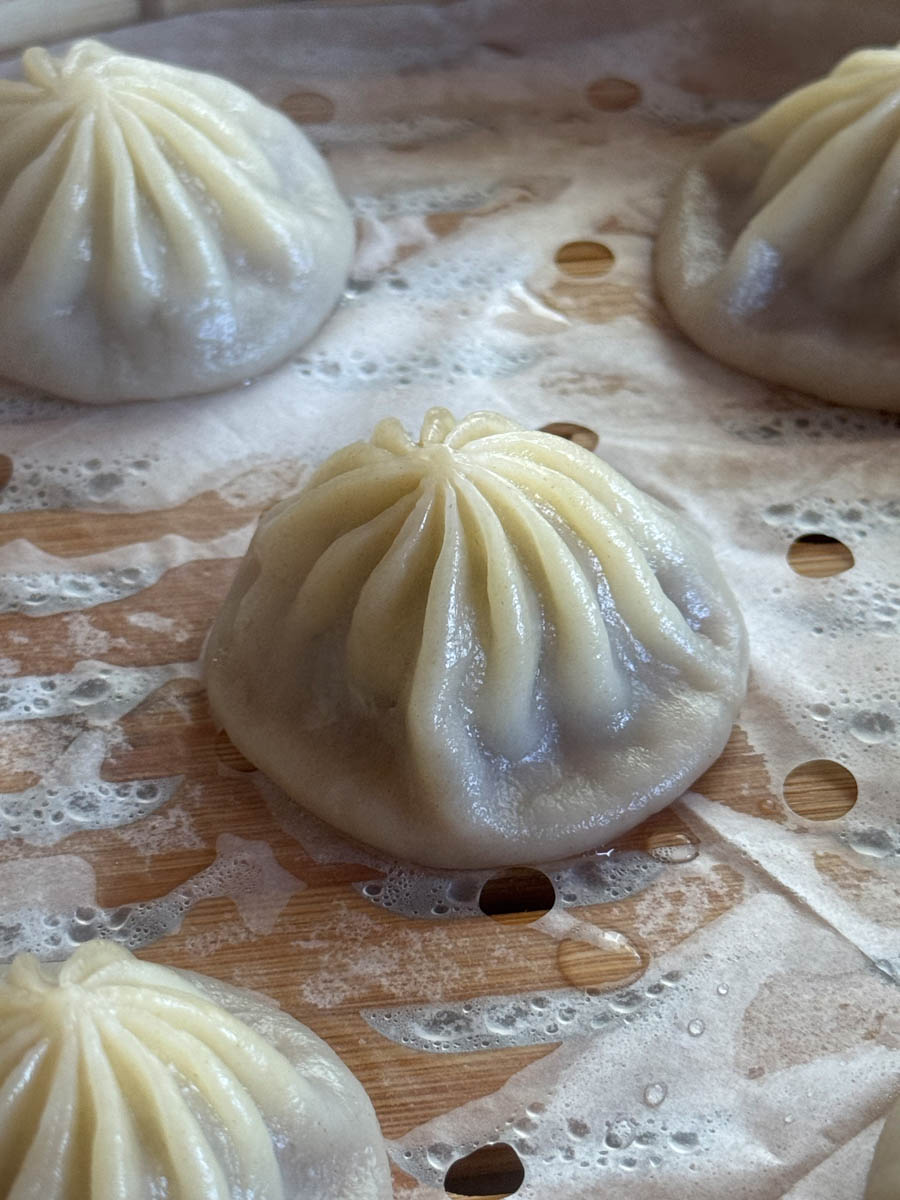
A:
[1,3,899,1197]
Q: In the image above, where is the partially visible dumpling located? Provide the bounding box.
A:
[205,408,748,868]
[656,44,900,411]
[0,40,354,403]
[0,941,392,1199]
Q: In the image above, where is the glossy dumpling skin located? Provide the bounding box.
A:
[656,44,900,411]
[0,941,392,1199]
[0,40,354,404]
[205,409,748,869]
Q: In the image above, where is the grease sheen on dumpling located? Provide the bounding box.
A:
[0,941,392,1199]
[0,40,354,403]
[205,409,748,868]
[656,44,900,411]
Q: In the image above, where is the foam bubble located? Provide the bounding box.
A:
[0,834,303,960]
[0,528,253,616]
[0,660,198,724]
[0,730,181,846]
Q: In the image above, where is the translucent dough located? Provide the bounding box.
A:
[0,941,392,1199]
[656,44,900,411]
[205,409,748,868]
[0,40,354,403]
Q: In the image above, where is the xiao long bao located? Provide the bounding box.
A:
[0,40,354,403]
[656,43,900,412]
[205,409,748,869]
[0,941,393,1198]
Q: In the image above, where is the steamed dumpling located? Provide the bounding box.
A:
[0,40,354,403]
[205,409,748,868]
[656,44,900,411]
[0,941,392,1199]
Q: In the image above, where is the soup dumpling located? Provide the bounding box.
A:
[656,44,900,411]
[205,409,748,868]
[0,941,392,1198]
[0,40,354,403]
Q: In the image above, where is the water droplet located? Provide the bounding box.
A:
[669,1131,699,1153]
[609,990,643,1013]
[687,1019,705,1037]
[716,983,729,996]
[605,1118,636,1149]
[847,829,895,858]
[425,1142,454,1168]
[648,837,698,864]
[70,677,110,703]
[850,710,895,744]
[514,1117,538,1136]
[643,1083,668,1108]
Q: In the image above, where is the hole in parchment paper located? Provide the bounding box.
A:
[214,729,257,773]
[540,421,599,452]
[554,240,615,278]
[783,759,857,820]
[557,934,646,991]
[280,91,336,124]
[0,455,12,492]
[479,868,555,925]
[444,1142,524,1197]
[787,534,854,578]
[586,77,642,111]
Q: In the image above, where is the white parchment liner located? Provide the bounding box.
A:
[1,3,899,1197]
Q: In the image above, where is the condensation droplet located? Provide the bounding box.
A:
[643,1082,668,1108]
[687,1019,705,1037]
[847,829,895,859]
[850,710,896,744]
[669,1131,699,1153]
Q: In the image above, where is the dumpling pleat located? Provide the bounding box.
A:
[113,102,232,304]
[96,1016,232,1200]
[749,91,889,212]
[253,459,426,589]
[10,114,96,313]
[96,102,161,323]
[112,1008,284,1200]
[112,76,277,185]
[124,91,299,270]
[0,102,72,191]
[465,464,630,729]
[0,1039,51,1193]
[482,456,726,690]
[444,410,521,449]
[78,1016,148,1200]
[0,116,83,284]
[479,433,677,560]
[406,484,487,796]
[346,487,444,706]
[292,491,419,643]
[452,473,543,761]
[7,1036,81,1200]
[830,120,900,278]
[737,91,900,270]
[103,984,310,1113]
